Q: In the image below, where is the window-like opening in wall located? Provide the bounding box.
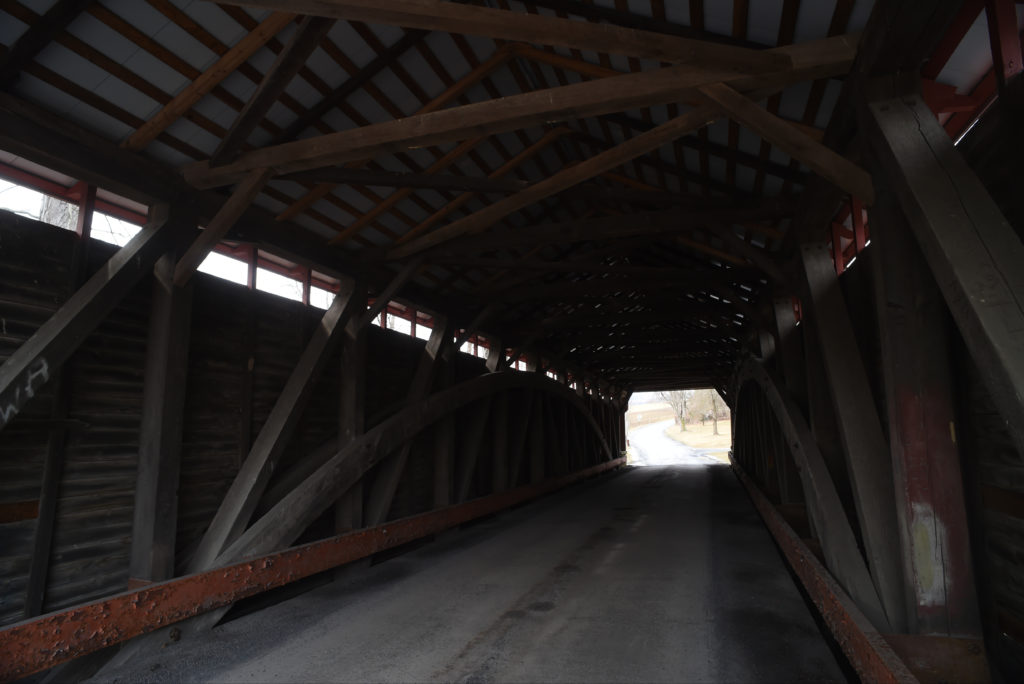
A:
[91,212,141,246]
[414,320,432,340]
[390,314,411,335]
[256,267,303,302]
[199,251,249,286]
[309,286,334,310]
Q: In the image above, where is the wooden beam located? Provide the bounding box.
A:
[456,398,492,502]
[863,85,1024,458]
[272,30,427,145]
[124,12,295,151]
[184,34,858,188]
[188,282,360,572]
[390,128,569,247]
[433,206,775,255]
[130,251,194,583]
[0,205,183,433]
[277,42,516,223]
[800,243,907,631]
[173,168,272,287]
[211,16,335,165]
[389,107,722,257]
[282,166,527,194]
[364,317,455,525]
[22,199,95,617]
[490,391,509,492]
[336,284,368,532]
[325,137,486,245]
[212,0,789,73]
[0,0,94,87]
[359,255,425,328]
[870,189,982,637]
[432,358,456,509]
[697,82,874,205]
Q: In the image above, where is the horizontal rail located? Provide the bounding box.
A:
[0,457,625,682]
[731,459,918,684]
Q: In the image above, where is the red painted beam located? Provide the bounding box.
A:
[922,0,985,81]
[732,461,919,684]
[986,0,1023,91]
[0,457,625,682]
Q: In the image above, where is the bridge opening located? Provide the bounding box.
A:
[625,390,731,467]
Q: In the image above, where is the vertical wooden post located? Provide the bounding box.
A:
[490,391,509,493]
[301,267,311,306]
[508,390,536,487]
[528,392,545,483]
[23,185,97,617]
[365,316,453,525]
[485,337,504,373]
[433,351,455,508]
[336,285,368,532]
[870,188,982,636]
[800,243,906,632]
[130,245,195,584]
[772,296,806,408]
[455,397,492,502]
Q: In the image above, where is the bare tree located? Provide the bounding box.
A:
[40,195,78,231]
[711,391,720,435]
[659,389,691,430]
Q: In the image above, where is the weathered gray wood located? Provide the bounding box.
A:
[284,167,527,194]
[0,204,182,433]
[456,397,492,503]
[771,296,806,406]
[735,359,889,631]
[528,393,546,483]
[869,187,982,637]
[336,284,368,532]
[23,202,95,617]
[364,317,454,525]
[490,391,509,493]
[130,251,194,583]
[359,256,425,329]
[211,16,335,165]
[485,337,504,373]
[173,168,272,287]
[184,35,857,188]
[189,283,359,572]
[507,390,536,488]
[800,244,906,632]
[432,354,455,509]
[864,86,1024,458]
[217,372,613,564]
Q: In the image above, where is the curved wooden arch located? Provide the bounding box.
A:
[730,357,889,630]
[219,372,615,565]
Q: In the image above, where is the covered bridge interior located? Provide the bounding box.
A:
[1,0,1023,681]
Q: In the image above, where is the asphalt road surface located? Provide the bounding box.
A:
[92,435,845,683]
[628,419,728,466]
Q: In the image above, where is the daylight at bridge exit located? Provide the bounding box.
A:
[0,0,1023,682]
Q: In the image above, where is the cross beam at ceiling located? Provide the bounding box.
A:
[183,33,858,189]
[210,0,789,73]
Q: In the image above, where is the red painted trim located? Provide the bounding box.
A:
[0,162,147,226]
[923,0,985,80]
[851,198,867,254]
[0,457,626,682]
[986,0,1023,88]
